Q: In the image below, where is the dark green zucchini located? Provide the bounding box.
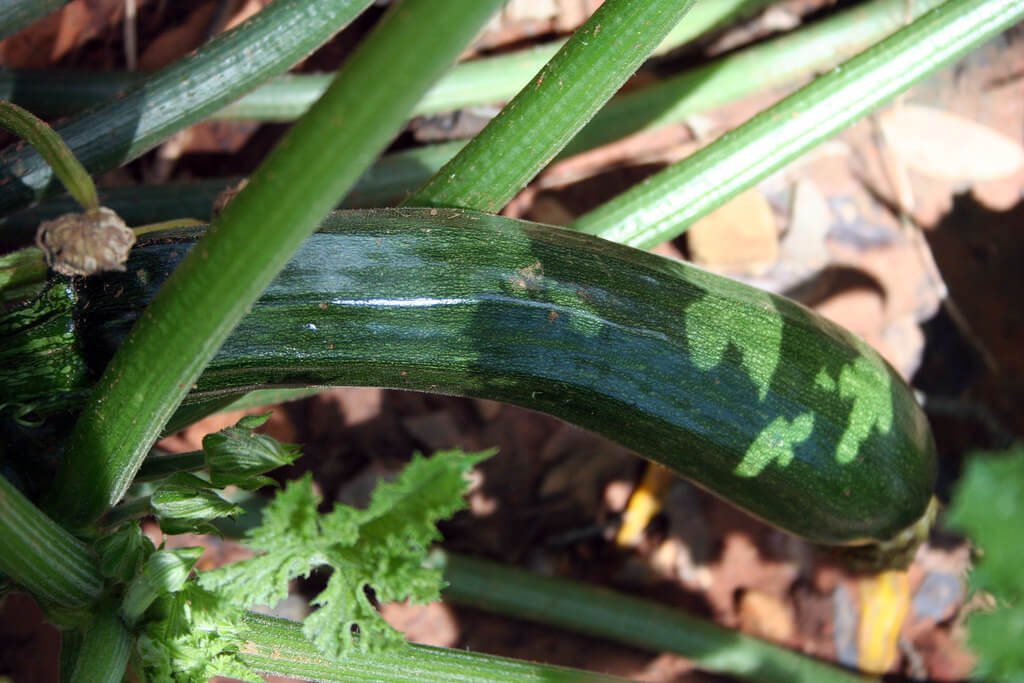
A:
[1,208,935,546]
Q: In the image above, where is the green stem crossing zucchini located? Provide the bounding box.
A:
[1,209,935,546]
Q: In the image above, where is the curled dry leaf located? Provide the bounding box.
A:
[35,207,135,277]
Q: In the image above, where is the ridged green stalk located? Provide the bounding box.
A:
[47,0,504,530]
[0,0,771,121]
[572,0,1024,247]
[62,605,132,683]
[404,0,696,212]
[0,0,68,40]
[0,0,376,215]
[0,101,98,210]
[0,142,471,240]
[0,474,103,607]
[1,0,948,238]
[438,551,868,683]
[558,0,948,158]
[239,611,625,682]
[0,179,232,239]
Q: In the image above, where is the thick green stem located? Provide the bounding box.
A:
[0,474,103,607]
[0,0,772,121]
[0,101,98,210]
[558,0,948,159]
[133,451,206,483]
[437,551,869,682]
[571,0,1024,247]
[404,0,696,212]
[239,611,625,682]
[0,0,376,215]
[0,179,233,239]
[100,496,154,529]
[62,605,132,683]
[47,0,504,530]
[1,0,947,239]
[0,0,69,40]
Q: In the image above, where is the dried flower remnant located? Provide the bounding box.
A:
[35,208,136,277]
[212,178,249,216]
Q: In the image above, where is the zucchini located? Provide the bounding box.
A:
[2,208,935,546]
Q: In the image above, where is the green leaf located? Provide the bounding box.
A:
[947,446,1024,599]
[200,449,493,660]
[203,412,302,489]
[123,547,204,625]
[94,522,155,583]
[946,444,1024,681]
[137,582,257,683]
[151,473,244,535]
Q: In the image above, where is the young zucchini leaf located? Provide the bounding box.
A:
[200,450,493,661]
[946,445,1024,682]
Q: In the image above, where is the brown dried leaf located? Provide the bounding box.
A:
[687,188,779,275]
[1,0,139,67]
[880,104,1024,183]
[139,1,218,70]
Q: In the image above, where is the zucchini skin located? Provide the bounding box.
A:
[11,209,935,545]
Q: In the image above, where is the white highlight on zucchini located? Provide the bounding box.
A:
[330,297,473,307]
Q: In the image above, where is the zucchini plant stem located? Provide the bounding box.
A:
[0,473,103,607]
[572,0,1024,247]
[403,0,698,212]
[0,0,773,122]
[434,551,870,683]
[133,450,206,483]
[0,101,98,211]
[1,0,946,240]
[47,0,505,530]
[555,0,948,160]
[0,0,377,215]
[62,604,132,683]
[100,496,154,529]
[0,0,69,40]
[239,611,627,682]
